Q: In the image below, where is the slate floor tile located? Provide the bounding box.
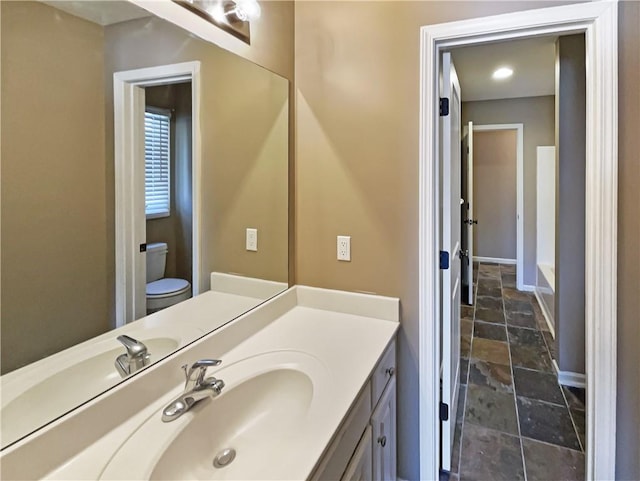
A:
[501,287,531,302]
[474,321,507,341]
[476,296,503,311]
[469,360,513,393]
[461,335,471,358]
[517,397,581,450]
[562,386,586,410]
[465,384,519,434]
[460,358,469,385]
[458,269,583,480]
[461,319,473,338]
[504,298,534,314]
[479,269,502,280]
[507,326,547,349]
[570,408,585,451]
[500,264,516,275]
[459,424,524,481]
[510,344,554,372]
[506,311,537,329]
[477,278,501,290]
[522,438,585,481]
[513,368,565,405]
[451,416,463,475]
[542,330,557,361]
[476,284,502,297]
[474,307,504,324]
[471,338,510,366]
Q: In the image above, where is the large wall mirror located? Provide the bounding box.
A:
[0,0,289,449]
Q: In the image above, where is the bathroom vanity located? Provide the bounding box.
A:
[0,286,399,480]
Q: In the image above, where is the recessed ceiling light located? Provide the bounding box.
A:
[492,67,513,80]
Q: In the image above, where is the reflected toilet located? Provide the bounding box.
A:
[146,242,191,313]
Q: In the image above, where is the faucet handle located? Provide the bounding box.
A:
[182,359,222,387]
[117,335,148,358]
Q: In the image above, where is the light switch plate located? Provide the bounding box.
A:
[246,228,258,251]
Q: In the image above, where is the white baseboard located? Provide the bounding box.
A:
[520,284,536,292]
[552,360,586,388]
[534,290,556,337]
[473,256,516,265]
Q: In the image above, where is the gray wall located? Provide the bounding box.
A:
[555,34,585,375]
[462,96,555,286]
[617,1,640,478]
[472,130,518,260]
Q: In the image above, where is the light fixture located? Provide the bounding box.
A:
[173,0,258,44]
[492,67,514,80]
[225,0,261,22]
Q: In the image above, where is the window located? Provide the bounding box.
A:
[144,108,171,218]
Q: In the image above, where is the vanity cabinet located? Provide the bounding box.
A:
[371,376,396,481]
[312,340,397,481]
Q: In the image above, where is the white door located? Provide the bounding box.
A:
[461,122,475,304]
[440,52,462,473]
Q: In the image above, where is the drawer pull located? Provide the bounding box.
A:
[385,367,395,377]
[377,435,387,447]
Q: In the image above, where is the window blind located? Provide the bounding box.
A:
[144,109,171,218]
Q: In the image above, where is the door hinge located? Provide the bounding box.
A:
[440,402,449,421]
[439,97,450,116]
[439,251,450,270]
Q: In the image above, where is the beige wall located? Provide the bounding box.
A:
[462,96,555,284]
[294,2,638,478]
[617,1,640,478]
[0,1,109,373]
[555,34,586,376]
[105,17,290,288]
[472,130,518,260]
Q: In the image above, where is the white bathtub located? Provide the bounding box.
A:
[535,263,555,335]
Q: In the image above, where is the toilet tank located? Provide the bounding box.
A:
[146,242,168,282]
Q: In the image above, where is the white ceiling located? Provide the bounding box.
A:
[40,1,151,26]
[451,36,557,102]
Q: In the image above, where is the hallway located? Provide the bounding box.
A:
[450,262,586,481]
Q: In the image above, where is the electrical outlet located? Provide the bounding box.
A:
[337,235,351,261]
[246,228,258,251]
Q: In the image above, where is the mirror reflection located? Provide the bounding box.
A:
[1,0,289,448]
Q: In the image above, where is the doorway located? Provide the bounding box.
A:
[114,61,202,327]
[418,3,618,480]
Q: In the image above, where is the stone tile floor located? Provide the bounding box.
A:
[449,262,586,481]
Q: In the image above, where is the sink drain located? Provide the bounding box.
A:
[213,448,236,468]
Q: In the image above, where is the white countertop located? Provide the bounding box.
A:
[1,286,399,480]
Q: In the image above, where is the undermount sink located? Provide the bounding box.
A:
[100,351,330,481]
[1,327,202,447]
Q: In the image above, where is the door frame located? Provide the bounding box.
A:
[418,2,617,480]
[470,123,525,289]
[114,61,202,327]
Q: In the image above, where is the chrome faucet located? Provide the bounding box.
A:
[161,359,225,422]
[114,335,150,378]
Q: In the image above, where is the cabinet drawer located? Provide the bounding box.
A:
[371,341,396,409]
[311,382,372,481]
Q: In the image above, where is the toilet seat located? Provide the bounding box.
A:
[146,278,190,298]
